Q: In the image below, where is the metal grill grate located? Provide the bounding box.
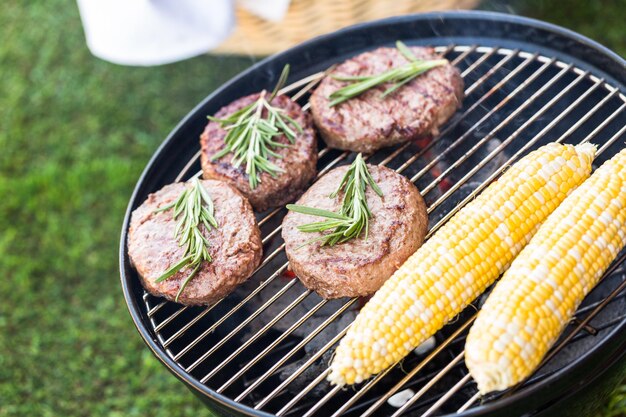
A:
[139,45,626,416]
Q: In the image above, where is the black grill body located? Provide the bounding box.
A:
[120,11,626,417]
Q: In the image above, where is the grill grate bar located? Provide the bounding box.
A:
[166,263,286,350]
[154,303,188,332]
[139,44,626,417]
[146,299,166,317]
[200,289,312,383]
[254,325,351,409]
[459,47,498,78]
[177,259,299,363]
[302,385,344,417]
[146,45,500,339]
[425,77,607,239]
[229,50,512,412]
[183,266,293,367]
[176,263,290,361]
[338,362,474,416]
[298,73,621,417]
[419,63,575,196]
[451,251,626,415]
[175,150,202,182]
[231,298,358,398]
[359,315,477,417]
[457,392,481,413]
[409,57,557,187]
[391,352,466,417]
[395,50,531,177]
[378,46,491,168]
[163,306,211,347]
[290,68,332,101]
[537,252,626,372]
[423,66,592,215]
[276,369,333,416]
[445,280,626,349]
[422,374,473,417]
[598,118,626,155]
[148,44,488,354]
[261,226,284,245]
[559,92,618,146]
[464,49,520,96]
[278,70,328,97]
[256,242,286,269]
[581,101,625,147]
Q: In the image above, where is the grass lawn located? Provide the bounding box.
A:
[1,1,624,416]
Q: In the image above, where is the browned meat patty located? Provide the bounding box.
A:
[310,46,464,153]
[201,93,318,212]
[282,164,428,298]
[128,179,262,305]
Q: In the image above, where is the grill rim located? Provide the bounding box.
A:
[119,10,626,417]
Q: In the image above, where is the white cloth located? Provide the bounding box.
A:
[239,0,290,22]
[77,0,291,66]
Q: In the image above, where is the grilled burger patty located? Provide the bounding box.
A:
[201,93,318,212]
[282,164,428,298]
[310,46,464,153]
[128,179,262,305]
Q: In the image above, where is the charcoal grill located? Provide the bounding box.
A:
[120,11,626,417]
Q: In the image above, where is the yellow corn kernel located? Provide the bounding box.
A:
[328,142,596,386]
[466,148,626,394]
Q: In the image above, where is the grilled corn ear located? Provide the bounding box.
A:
[328,142,596,386]
[466,148,626,394]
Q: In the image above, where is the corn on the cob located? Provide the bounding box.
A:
[466,148,626,394]
[328,142,596,386]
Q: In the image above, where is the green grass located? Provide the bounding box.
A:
[487,0,626,57]
[1,1,250,416]
[0,1,624,416]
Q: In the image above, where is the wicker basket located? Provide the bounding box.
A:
[214,0,479,55]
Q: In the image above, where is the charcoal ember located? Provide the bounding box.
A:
[245,280,325,336]
[276,310,357,396]
[467,138,510,183]
[428,182,481,227]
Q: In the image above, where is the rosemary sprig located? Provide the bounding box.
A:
[208,65,303,189]
[286,153,383,246]
[154,177,218,302]
[328,41,448,106]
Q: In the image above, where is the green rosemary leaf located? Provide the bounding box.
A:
[153,178,218,300]
[270,64,291,100]
[331,74,373,82]
[175,263,202,302]
[395,40,418,62]
[279,112,304,135]
[154,255,192,283]
[296,220,347,233]
[209,64,302,189]
[328,41,448,106]
[285,204,351,220]
[286,153,383,247]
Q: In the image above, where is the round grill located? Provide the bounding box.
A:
[120,12,626,417]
